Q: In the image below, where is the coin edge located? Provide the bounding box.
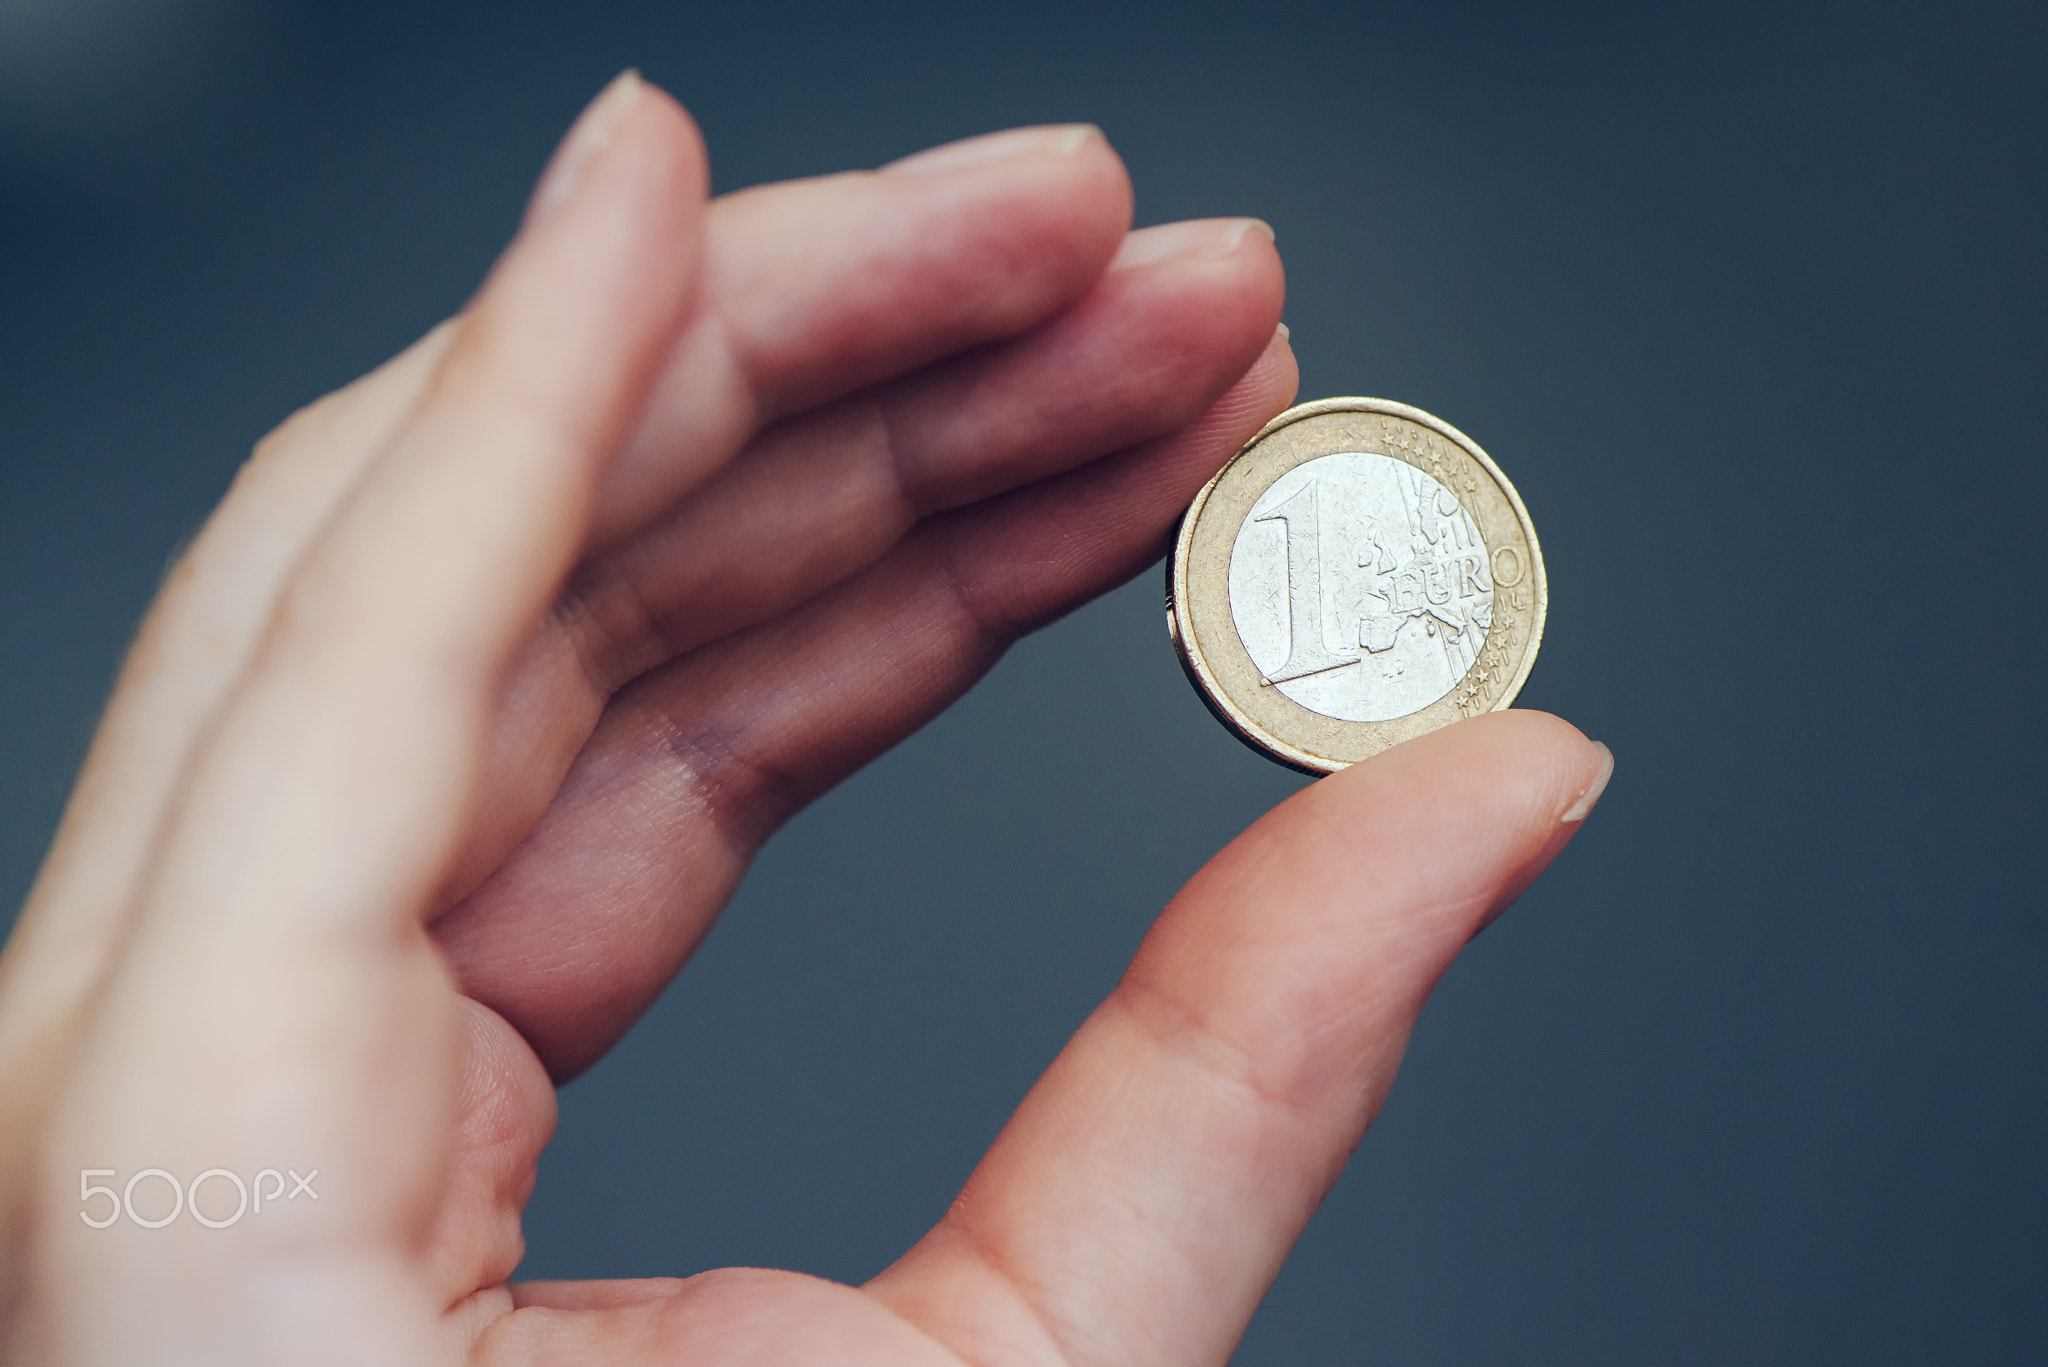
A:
[1166,397,1547,773]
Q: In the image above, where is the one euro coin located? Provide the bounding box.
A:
[1167,397,1545,774]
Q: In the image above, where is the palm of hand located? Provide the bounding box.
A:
[0,76,1605,1366]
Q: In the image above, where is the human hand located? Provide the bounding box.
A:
[0,73,1610,1365]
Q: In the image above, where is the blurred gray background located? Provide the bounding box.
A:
[3,1,2044,1361]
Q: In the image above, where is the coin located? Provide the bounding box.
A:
[1167,397,1545,774]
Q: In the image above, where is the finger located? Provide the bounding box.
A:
[33,75,705,1360]
[591,123,1131,545]
[9,321,453,959]
[0,323,452,1207]
[99,71,701,956]
[866,713,1615,1367]
[423,1000,557,1318]
[444,216,1283,903]
[434,335,1299,1078]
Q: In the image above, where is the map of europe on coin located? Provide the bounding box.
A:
[1229,452,1493,722]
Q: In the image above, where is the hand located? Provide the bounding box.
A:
[0,73,1610,1366]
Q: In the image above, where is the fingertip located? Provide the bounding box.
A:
[591,77,712,247]
[1059,127,1137,266]
[1444,716,1608,936]
[1258,322,1299,405]
[526,71,643,226]
[1458,709,1609,823]
[882,121,1131,216]
[1095,221,1287,402]
[883,122,1107,175]
[1111,217,1270,271]
[882,123,1134,274]
[1209,229,1288,378]
[632,77,712,204]
[1284,710,1600,897]
[1563,740,1614,823]
[525,73,705,223]
[1195,325,1297,444]
[471,69,709,408]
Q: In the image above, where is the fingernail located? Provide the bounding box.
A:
[1110,216,1275,270]
[1275,322,1291,340]
[1231,217,1277,248]
[528,70,644,223]
[886,123,1102,175]
[1560,742,1613,823]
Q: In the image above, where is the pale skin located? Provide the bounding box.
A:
[0,74,1611,1365]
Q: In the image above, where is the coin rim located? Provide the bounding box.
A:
[1167,396,1547,774]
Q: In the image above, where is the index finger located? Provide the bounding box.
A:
[866,712,1613,1367]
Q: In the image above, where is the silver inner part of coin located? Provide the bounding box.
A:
[1227,451,1494,723]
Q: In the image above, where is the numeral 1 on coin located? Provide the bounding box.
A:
[1255,481,1360,684]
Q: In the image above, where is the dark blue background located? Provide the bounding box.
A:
[4,1,2044,1361]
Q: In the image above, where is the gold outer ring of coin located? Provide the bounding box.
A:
[1166,396,1547,775]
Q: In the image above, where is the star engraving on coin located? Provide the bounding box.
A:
[1168,398,1545,774]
